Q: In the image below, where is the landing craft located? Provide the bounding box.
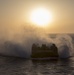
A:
[31,43,59,60]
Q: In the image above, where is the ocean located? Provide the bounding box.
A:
[0,34,74,75]
[0,56,74,75]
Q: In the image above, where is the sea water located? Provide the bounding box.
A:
[0,34,74,75]
[0,56,74,75]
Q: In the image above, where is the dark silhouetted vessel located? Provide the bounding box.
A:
[31,43,59,59]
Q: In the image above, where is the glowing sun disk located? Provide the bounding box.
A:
[30,8,52,27]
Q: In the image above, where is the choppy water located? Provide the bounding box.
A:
[0,56,74,75]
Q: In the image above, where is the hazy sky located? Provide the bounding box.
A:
[0,0,74,33]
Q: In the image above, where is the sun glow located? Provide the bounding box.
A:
[30,8,53,27]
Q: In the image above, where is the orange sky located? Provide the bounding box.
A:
[0,0,74,33]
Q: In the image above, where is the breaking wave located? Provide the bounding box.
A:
[0,25,74,58]
[0,34,73,58]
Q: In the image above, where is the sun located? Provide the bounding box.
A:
[30,8,52,27]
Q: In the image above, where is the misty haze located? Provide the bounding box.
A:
[0,0,74,75]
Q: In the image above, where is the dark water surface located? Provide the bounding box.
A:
[0,56,74,75]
